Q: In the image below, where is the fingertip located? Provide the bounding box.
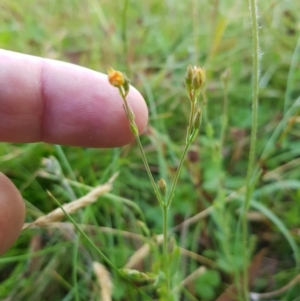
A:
[0,50,149,147]
[0,173,25,255]
[40,59,148,147]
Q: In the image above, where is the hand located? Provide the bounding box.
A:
[0,49,148,255]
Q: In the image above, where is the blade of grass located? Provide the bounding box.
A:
[242,0,260,298]
[284,34,300,113]
[49,191,154,301]
[250,200,299,270]
[72,234,80,301]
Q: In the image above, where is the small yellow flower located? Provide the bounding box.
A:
[107,67,125,87]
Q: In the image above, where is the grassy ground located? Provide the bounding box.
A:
[1,0,300,300]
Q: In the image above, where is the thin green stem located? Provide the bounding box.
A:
[50,192,119,271]
[162,205,170,295]
[72,234,80,301]
[166,91,197,209]
[122,0,129,71]
[245,0,259,213]
[50,192,153,301]
[187,95,196,139]
[120,85,199,299]
[135,137,164,207]
[162,135,194,299]
[166,142,191,208]
[121,91,172,298]
[220,83,228,152]
[121,93,164,208]
[242,0,260,299]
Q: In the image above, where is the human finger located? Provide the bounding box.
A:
[0,173,25,255]
[0,49,148,147]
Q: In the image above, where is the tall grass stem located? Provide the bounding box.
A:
[163,205,170,295]
[242,0,260,299]
[122,0,129,71]
[72,235,80,301]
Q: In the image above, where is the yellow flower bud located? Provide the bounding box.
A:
[221,68,231,88]
[123,74,130,96]
[192,108,202,131]
[158,179,167,196]
[120,268,153,281]
[130,123,139,136]
[107,67,125,87]
[185,65,194,88]
[192,66,205,90]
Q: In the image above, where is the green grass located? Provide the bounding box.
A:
[1,0,300,300]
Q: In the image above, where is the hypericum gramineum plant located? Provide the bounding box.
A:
[108,65,205,300]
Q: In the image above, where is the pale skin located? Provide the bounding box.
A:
[0,49,148,255]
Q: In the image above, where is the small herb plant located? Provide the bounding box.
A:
[107,65,205,300]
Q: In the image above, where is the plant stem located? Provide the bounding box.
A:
[121,86,197,299]
[122,91,174,298]
[72,234,80,301]
[187,96,196,138]
[163,91,199,297]
[220,81,228,152]
[242,0,260,299]
[167,142,190,208]
[122,0,129,72]
[121,93,164,208]
[161,124,194,300]
[135,136,164,206]
[162,204,170,295]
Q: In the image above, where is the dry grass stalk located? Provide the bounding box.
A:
[23,221,148,243]
[22,174,118,230]
[173,266,206,292]
[124,234,217,270]
[28,234,43,274]
[179,248,215,267]
[93,262,113,301]
[122,186,247,271]
[124,234,163,269]
[172,186,246,231]
[250,274,300,300]
[124,243,150,269]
